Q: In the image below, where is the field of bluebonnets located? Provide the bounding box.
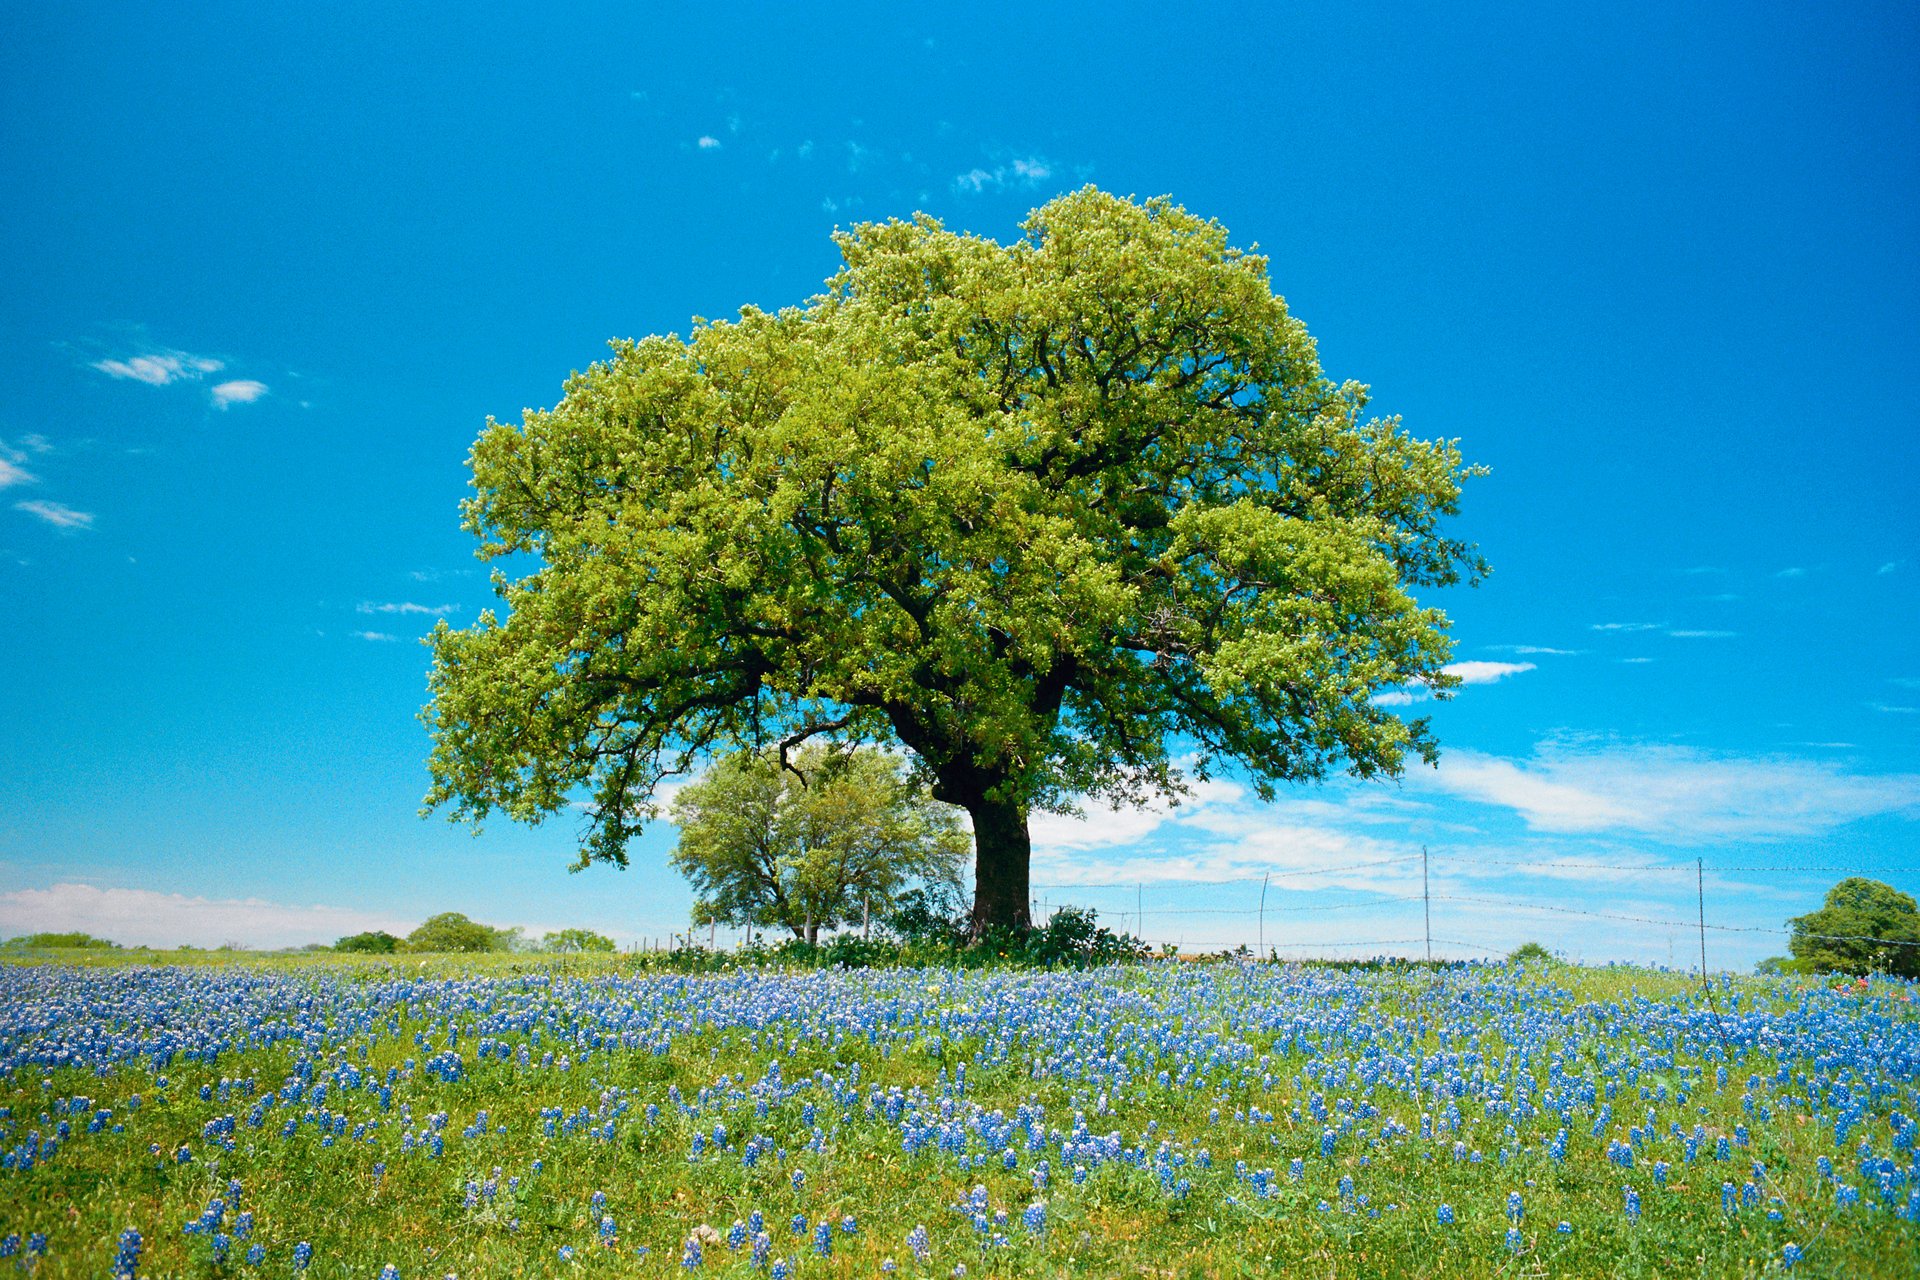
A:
[1,952,1917,1278]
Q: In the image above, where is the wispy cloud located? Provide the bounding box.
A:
[350,630,400,642]
[1442,660,1536,685]
[697,135,721,149]
[91,349,223,386]
[0,882,415,951]
[1878,562,1899,575]
[952,156,1054,194]
[13,500,93,531]
[0,458,33,490]
[211,379,269,408]
[1591,622,1664,633]
[1776,567,1808,579]
[1667,629,1736,639]
[1422,742,1920,841]
[357,601,457,616]
[1491,645,1580,656]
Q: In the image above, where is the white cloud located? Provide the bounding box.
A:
[14,500,93,530]
[1591,622,1664,632]
[1492,645,1580,655]
[358,601,457,616]
[1879,562,1899,575]
[1029,776,1246,856]
[1777,567,1808,579]
[350,630,399,642]
[1442,660,1535,685]
[0,458,33,490]
[91,350,223,386]
[0,882,418,950]
[1370,690,1423,707]
[697,135,721,149]
[952,156,1055,194]
[1668,630,1736,639]
[211,379,269,408]
[1423,743,1920,841]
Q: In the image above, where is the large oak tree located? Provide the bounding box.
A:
[422,188,1483,935]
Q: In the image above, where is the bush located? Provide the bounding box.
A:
[1,932,120,950]
[1509,941,1557,966]
[335,931,402,954]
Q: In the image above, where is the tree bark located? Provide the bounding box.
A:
[966,793,1033,938]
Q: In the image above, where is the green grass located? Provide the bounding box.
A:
[0,954,1914,1277]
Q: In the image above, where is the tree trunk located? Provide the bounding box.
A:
[966,793,1033,938]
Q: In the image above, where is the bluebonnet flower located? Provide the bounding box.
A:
[791,1213,807,1237]
[293,1241,313,1271]
[728,1220,746,1251]
[1437,1204,1454,1225]
[111,1229,141,1280]
[682,1236,702,1269]
[1022,1201,1046,1234]
[813,1222,833,1256]
[1507,1191,1523,1221]
[558,1245,575,1262]
[751,1233,771,1267]
[246,1243,265,1265]
[1624,1187,1641,1223]
[378,1266,399,1280]
[907,1225,930,1262]
[770,1260,790,1280]
[841,1215,857,1235]
[1556,1222,1572,1234]
[1783,1242,1803,1269]
[1506,1227,1522,1253]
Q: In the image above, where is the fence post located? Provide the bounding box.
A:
[1258,872,1269,958]
[1422,845,1432,964]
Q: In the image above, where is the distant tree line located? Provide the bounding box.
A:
[333,914,616,955]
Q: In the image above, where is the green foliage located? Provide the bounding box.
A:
[422,187,1483,931]
[406,911,513,954]
[669,743,968,943]
[333,930,402,954]
[1788,877,1920,977]
[0,931,119,950]
[541,927,616,954]
[1509,941,1557,966]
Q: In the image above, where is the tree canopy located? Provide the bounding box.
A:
[669,744,968,944]
[334,930,402,954]
[423,187,1483,932]
[406,912,514,954]
[541,927,616,954]
[1788,878,1920,978]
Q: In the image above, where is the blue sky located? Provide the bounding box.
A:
[2,2,1916,965]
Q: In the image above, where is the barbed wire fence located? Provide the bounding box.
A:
[1028,847,1920,972]
[616,848,1920,973]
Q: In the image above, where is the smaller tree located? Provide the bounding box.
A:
[334,930,402,954]
[406,912,508,953]
[670,744,969,944]
[543,927,616,954]
[1788,878,1920,978]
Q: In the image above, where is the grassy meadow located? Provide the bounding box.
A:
[0,951,1915,1277]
